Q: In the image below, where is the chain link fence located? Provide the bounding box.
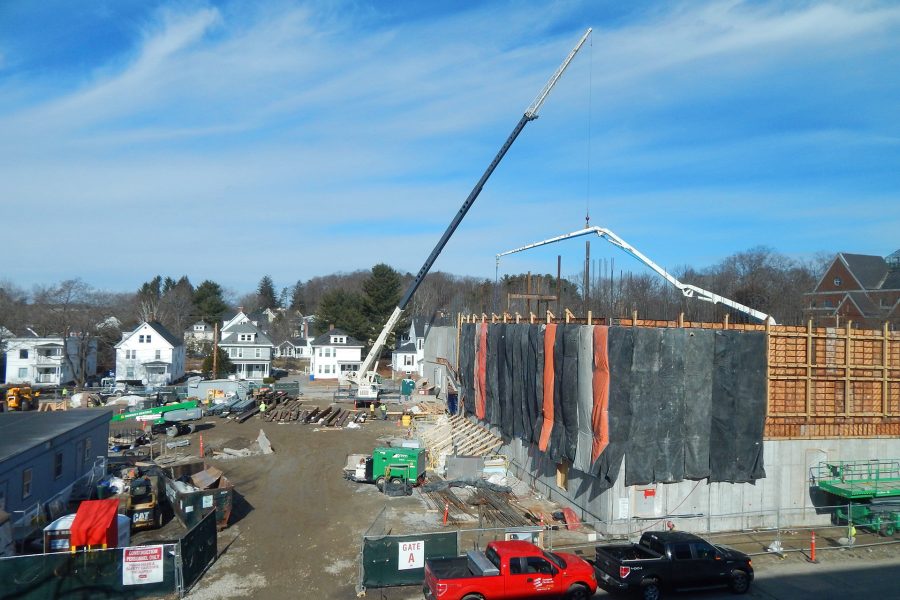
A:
[356,502,900,593]
[0,510,217,599]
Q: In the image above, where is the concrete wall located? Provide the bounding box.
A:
[502,435,900,534]
[422,326,457,400]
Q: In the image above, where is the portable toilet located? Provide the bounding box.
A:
[70,499,130,551]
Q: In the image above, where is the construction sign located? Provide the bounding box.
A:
[122,545,164,585]
[398,540,424,570]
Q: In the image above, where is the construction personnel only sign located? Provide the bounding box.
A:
[122,545,164,585]
[398,540,424,570]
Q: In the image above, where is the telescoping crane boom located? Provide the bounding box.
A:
[345,28,593,400]
[495,226,777,324]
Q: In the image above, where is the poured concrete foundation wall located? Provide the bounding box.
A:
[422,326,457,400]
[502,435,900,533]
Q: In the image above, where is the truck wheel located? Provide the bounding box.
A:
[390,477,404,485]
[461,595,484,600]
[729,570,750,594]
[565,583,591,600]
[640,580,662,600]
[375,476,385,491]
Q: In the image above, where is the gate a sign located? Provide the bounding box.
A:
[398,540,424,570]
[122,545,165,585]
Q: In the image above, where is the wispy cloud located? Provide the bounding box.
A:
[0,1,897,292]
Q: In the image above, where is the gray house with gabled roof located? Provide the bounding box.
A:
[219,321,274,381]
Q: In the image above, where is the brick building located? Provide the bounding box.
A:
[804,250,900,328]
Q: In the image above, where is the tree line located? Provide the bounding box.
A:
[0,246,830,385]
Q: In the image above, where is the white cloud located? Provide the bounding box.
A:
[0,1,898,291]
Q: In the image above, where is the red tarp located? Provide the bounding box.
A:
[475,324,488,419]
[70,499,119,549]
[591,326,610,463]
[538,324,557,452]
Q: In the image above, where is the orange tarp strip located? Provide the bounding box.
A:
[591,325,610,463]
[475,324,487,420]
[538,324,557,452]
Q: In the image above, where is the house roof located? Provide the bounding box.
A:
[844,291,879,316]
[393,342,417,354]
[882,270,900,291]
[147,321,182,347]
[219,323,273,346]
[310,328,364,347]
[411,317,427,338]
[117,321,182,348]
[840,253,890,289]
[0,410,112,465]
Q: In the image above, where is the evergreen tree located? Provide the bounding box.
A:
[362,263,405,348]
[202,346,234,378]
[314,289,368,342]
[257,275,279,309]
[193,280,228,324]
[289,280,306,313]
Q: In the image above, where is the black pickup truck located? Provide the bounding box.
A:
[593,531,753,600]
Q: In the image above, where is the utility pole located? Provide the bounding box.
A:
[212,323,219,379]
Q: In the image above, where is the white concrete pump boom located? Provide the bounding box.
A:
[496,226,777,325]
[346,29,593,399]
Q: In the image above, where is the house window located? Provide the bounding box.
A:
[834,277,842,287]
[317,365,322,374]
[18,368,27,379]
[317,348,323,357]
[126,349,136,359]
[155,350,161,360]
[139,335,145,343]
[325,348,331,358]
[417,339,423,350]
[403,355,414,366]
[22,468,33,499]
[255,348,261,358]
[54,452,63,479]
[19,349,28,359]
[824,300,833,308]
[126,367,134,378]
[146,335,151,343]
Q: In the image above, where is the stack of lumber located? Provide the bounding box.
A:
[417,414,503,470]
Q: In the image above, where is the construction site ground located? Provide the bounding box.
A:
[161,383,900,599]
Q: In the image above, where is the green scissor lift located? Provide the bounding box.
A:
[814,459,900,536]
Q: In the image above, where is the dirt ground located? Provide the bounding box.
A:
[173,393,426,600]
[150,383,900,600]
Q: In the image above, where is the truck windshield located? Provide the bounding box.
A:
[543,551,567,569]
[485,547,501,570]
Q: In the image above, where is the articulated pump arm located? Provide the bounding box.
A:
[347,29,593,398]
[496,226,777,325]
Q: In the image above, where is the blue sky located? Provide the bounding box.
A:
[1,0,898,294]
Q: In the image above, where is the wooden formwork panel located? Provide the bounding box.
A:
[766,420,900,438]
[765,322,900,439]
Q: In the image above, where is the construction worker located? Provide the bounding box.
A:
[259,400,267,414]
[369,402,376,419]
[61,387,69,399]
[380,402,388,421]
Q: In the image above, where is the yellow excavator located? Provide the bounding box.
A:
[4,386,40,411]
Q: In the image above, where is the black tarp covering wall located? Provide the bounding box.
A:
[709,331,767,482]
[459,324,475,416]
[455,323,767,486]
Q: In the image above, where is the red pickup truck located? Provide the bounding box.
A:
[423,539,597,600]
